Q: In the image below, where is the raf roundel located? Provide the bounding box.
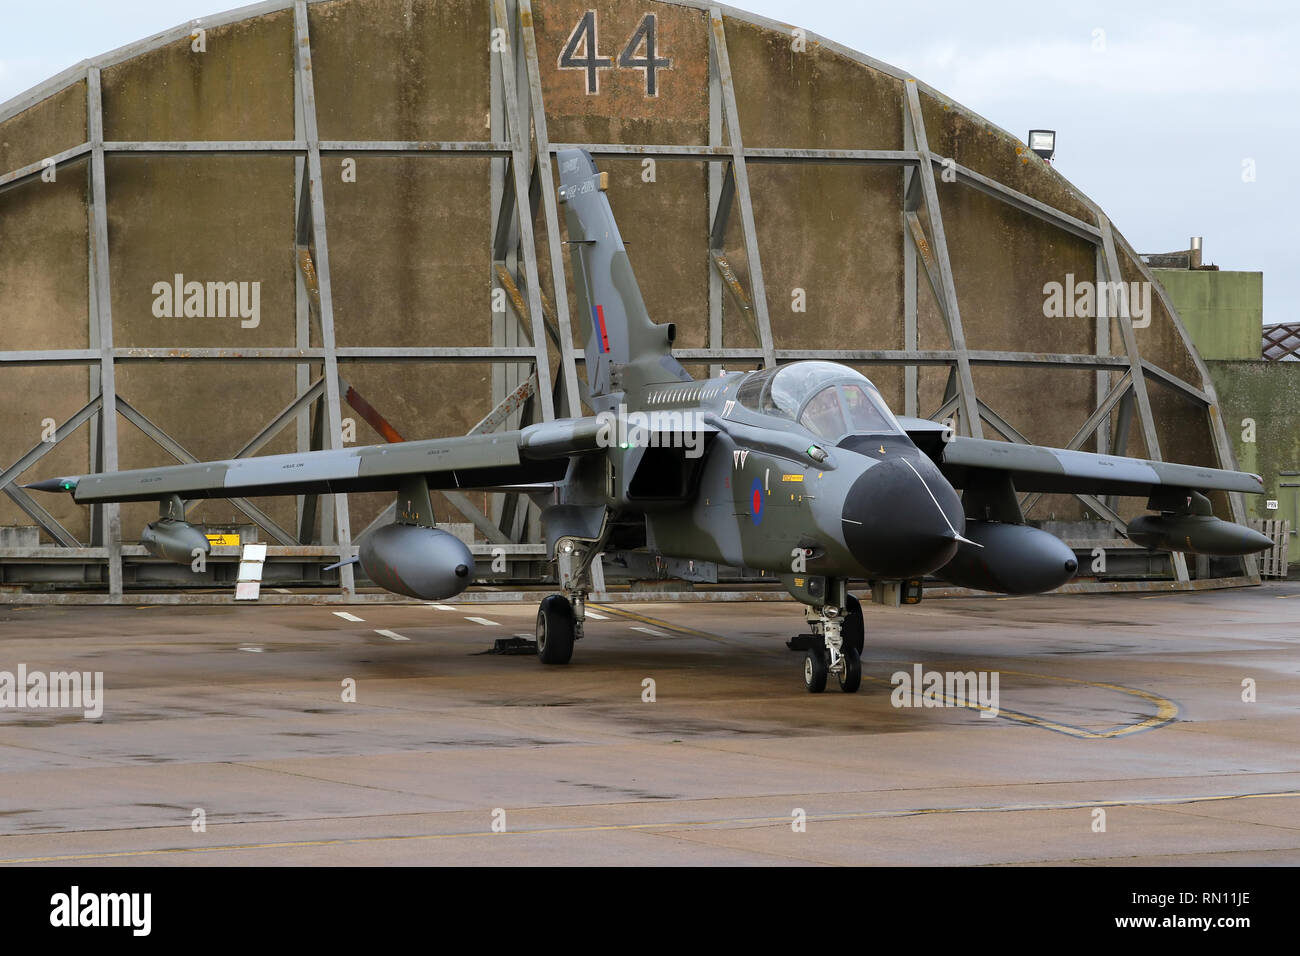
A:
[750,476,764,525]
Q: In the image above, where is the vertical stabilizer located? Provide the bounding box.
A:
[557,148,691,411]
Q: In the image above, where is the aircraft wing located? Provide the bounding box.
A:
[899,419,1262,498]
[26,418,609,505]
[938,437,1262,497]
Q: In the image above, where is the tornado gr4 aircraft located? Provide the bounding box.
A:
[31,148,1271,693]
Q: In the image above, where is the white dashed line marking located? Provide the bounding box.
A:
[584,610,608,620]
[333,611,365,622]
[466,617,500,627]
[239,646,264,653]
[429,604,455,611]
[630,626,669,637]
[375,629,409,642]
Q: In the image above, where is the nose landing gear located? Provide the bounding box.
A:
[796,596,863,693]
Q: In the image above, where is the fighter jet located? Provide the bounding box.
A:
[30,148,1271,693]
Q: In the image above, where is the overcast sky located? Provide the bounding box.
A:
[2,0,1295,323]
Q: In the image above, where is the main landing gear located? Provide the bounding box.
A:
[534,534,598,665]
[792,593,864,693]
[536,593,579,665]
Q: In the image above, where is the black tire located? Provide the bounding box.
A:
[803,647,828,693]
[536,594,575,665]
[837,645,862,693]
[842,594,865,656]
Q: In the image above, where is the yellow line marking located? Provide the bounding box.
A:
[5,790,1297,864]
[864,667,1178,739]
[593,606,1178,738]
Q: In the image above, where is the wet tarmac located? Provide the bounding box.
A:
[0,583,1297,865]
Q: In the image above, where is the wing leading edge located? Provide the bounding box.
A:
[938,436,1263,498]
[898,418,1262,499]
[27,418,613,505]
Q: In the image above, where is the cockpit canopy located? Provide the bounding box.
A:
[735,361,902,441]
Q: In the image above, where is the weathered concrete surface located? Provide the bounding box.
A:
[1208,360,1300,535]
[1154,269,1263,362]
[0,585,1296,865]
[0,80,87,176]
[0,162,91,539]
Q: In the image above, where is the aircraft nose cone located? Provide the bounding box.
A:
[841,455,965,578]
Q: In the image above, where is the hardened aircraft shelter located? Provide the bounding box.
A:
[0,0,1253,601]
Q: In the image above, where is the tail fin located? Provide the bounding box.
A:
[557,148,691,411]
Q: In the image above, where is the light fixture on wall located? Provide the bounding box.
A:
[1027,129,1056,163]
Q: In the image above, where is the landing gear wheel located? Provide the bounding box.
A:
[842,594,864,657]
[536,594,575,665]
[803,647,828,693]
[837,645,862,693]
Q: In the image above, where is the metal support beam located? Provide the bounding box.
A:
[902,96,918,418]
[0,143,91,195]
[294,0,354,591]
[1095,245,1110,454]
[903,79,981,439]
[87,67,122,599]
[904,212,948,327]
[707,40,725,378]
[708,250,762,349]
[977,400,1031,446]
[1098,215,1164,465]
[518,0,581,416]
[1065,373,1132,453]
[3,486,81,547]
[115,397,298,546]
[708,8,776,369]
[927,391,961,424]
[233,378,326,460]
[293,52,312,540]
[491,0,555,421]
[493,262,561,348]
[927,153,1102,242]
[1140,360,1211,406]
[0,396,102,494]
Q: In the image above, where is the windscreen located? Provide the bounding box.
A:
[735,362,902,438]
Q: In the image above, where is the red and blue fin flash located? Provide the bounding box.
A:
[593,304,611,354]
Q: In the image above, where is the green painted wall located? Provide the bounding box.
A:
[1153,269,1263,360]
[1207,361,1300,559]
[1157,268,1295,562]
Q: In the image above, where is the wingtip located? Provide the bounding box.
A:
[24,477,77,493]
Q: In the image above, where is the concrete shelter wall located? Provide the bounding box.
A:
[0,0,1230,552]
